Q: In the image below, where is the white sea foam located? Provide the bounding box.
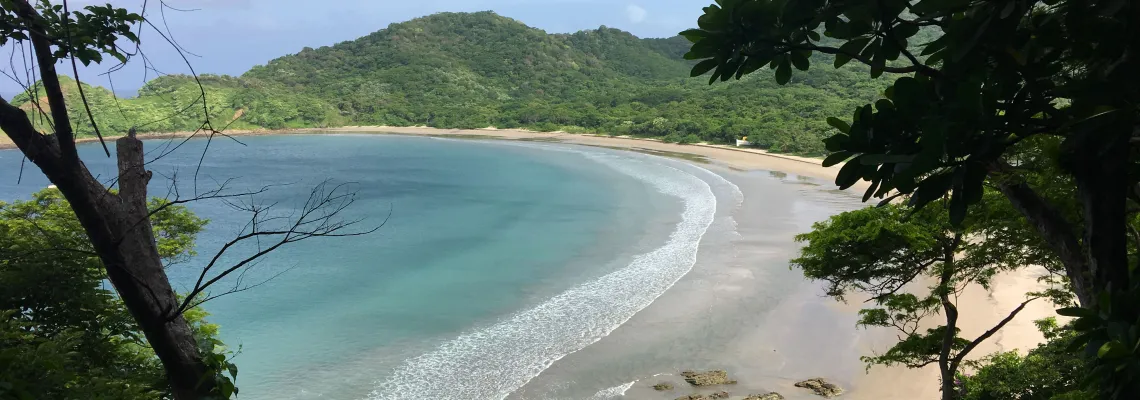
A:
[588,381,636,399]
[368,148,720,400]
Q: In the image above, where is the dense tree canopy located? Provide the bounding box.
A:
[685,0,1139,398]
[794,196,1071,399]
[961,318,1095,400]
[0,189,233,399]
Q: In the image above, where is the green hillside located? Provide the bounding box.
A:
[13,75,342,137]
[14,11,896,154]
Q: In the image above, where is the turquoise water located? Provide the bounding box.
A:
[0,134,721,399]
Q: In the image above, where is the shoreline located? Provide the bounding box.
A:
[1,126,1053,399]
[0,125,844,185]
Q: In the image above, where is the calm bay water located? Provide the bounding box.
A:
[0,134,729,399]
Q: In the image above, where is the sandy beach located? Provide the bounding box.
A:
[1,126,1056,399]
[338,127,1055,400]
[304,127,1054,399]
[0,126,841,183]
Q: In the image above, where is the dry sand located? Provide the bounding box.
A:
[0,126,844,184]
[1,125,1055,399]
[321,126,846,183]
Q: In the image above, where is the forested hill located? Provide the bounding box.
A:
[242,11,697,127]
[14,11,893,154]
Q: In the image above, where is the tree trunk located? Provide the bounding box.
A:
[989,160,1094,307]
[114,136,216,399]
[0,2,215,395]
[0,103,215,398]
[937,238,960,400]
[1070,132,1130,298]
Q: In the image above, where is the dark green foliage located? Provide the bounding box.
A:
[241,11,892,154]
[687,1,1139,397]
[793,198,1072,397]
[13,74,344,136]
[0,190,234,399]
[961,319,1095,400]
[0,0,142,65]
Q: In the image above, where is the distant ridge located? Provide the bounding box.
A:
[13,11,915,154]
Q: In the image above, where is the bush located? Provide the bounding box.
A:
[0,190,232,399]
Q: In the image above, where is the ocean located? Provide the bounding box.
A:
[0,134,750,399]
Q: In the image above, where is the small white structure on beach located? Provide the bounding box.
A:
[735,136,751,147]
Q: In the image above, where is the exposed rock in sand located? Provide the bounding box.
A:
[710,390,730,399]
[654,382,674,391]
[680,370,737,386]
[744,393,785,400]
[794,378,844,398]
[675,395,706,400]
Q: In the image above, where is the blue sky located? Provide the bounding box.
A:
[1,0,709,95]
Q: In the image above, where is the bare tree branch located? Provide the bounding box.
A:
[950,296,1041,372]
[62,0,111,157]
[170,181,388,318]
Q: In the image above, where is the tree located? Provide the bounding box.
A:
[793,199,1065,400]
[684,0,1139,397]
[960,318,1095,400]
[0,189,224,399]
[0,1,374,398]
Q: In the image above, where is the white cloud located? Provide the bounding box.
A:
[625,4,647,23]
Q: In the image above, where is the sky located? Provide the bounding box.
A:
[1,0,710,96]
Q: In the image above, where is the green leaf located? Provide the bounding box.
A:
[894,23,919,39]
[835,157,864,189]
[822,151,853,167]
[1098,341,1129,359]
[220,380,235,398]
[949,188,966,226]
[708,67,723,84]
[1067,333,1093,352]
[860,38,881,59]
[826,117,851,133]
[691,59,719,77]
[870,53,886,78]
[920,36,947,56]
[909,172,953,209]
[734,57,760,78]
[679,29,708,42]
[719,59,738,81]
[862,178,881,202]
[790,51,810,71]
[1057,307,1097,318]
[1072,316,1101,331]
[684,41,719,59]
[823,134,851,151]
[775,57,792,85]
[859,154,915,165]
[834,52,853,68]
[838,36,872,60]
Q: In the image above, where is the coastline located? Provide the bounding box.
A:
[1,126,1055,399]
[0,125,843,184]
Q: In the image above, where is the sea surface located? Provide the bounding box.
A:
[0,134,755,399]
